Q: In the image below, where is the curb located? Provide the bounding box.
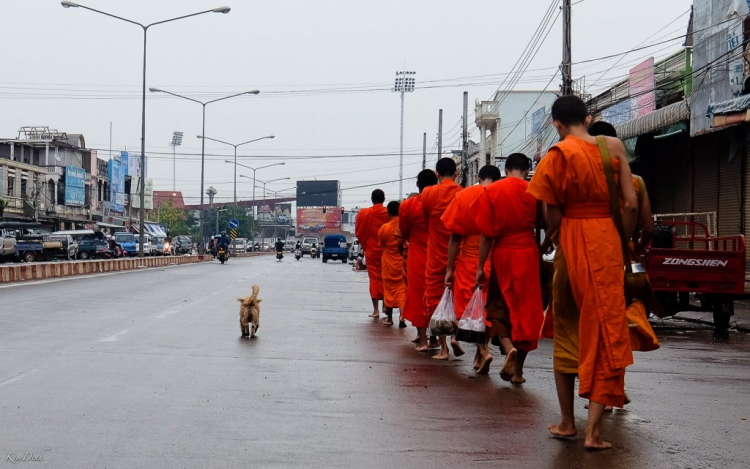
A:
[669,311,750,333]
[0,252,268,284]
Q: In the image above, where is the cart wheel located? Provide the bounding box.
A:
[23,252,36,263]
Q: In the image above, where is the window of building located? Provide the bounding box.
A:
[6,176,13,197]
[21,178,27,198]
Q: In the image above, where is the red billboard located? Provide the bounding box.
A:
[297,207,342,234]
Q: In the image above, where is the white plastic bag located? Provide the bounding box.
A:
[456,287,486,343]
[429,288,457,336]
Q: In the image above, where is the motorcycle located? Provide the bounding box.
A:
[217,246,229,264]
[276,250,284,262]
[310,246,318,259]
[294,248,302,261]
[162,241,174,256]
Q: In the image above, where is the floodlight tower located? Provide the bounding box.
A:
[393,70,416,200]
[170,131,183,191]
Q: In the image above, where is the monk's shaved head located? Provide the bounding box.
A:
[552,95,589,127]
[478,165,501,183]
[416,169,438,192]
[435,158,457,177]
[505,153,531,172]
[387,201,400,217]
[588,120,618,138]
[371,189,385,204]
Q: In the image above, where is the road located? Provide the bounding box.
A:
[1,255,749,468]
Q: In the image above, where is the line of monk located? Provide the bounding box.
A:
[353,94,653,452]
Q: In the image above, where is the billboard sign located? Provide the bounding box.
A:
[130,177,154,210]
[296,180,339,207]
[109,159,125,213]
[629,58,656,118]
[127,152,147,178]
[64,166,86,207]
[120,151,128,175]
[296,207,342,234]
[601,100,633,125]
[531,106,546,134]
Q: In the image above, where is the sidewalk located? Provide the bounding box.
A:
[671,298,750,332]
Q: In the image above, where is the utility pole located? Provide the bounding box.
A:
[392,70,416,200]
[422,132,427,170]
[437,109,443,161]
[461,92,468,187]
[562,0,573,96]
[170,131,183,191]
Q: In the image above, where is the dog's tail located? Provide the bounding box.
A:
[238,285,261,306]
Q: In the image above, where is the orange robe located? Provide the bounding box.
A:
[379,217,406,309]
[355,204,389,300]
[473,177,543,352]
[421,179,462,317]
[399,195,430,327]
[441,185,491,319]
[528,135,633,408]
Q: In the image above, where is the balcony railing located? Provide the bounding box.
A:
[475,101,500,124]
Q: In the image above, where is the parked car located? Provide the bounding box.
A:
[114,232,138,257]
[349,237,361,261]
[0,226,19,262]
[322,234,349,263]
[52,230,109,260]
[231,238,248,254]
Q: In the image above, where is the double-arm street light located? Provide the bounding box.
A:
[150,88,259,252]
[241,176,291,201]
[227,161,285,217]
[61,1,230,257]
[198,135,275,207]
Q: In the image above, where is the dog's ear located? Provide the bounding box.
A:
[256,299,262,303]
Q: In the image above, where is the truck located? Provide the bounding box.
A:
[0,223,78,262]
[321,234,349,263]
[52,230,110,260]
[646,221,746,329]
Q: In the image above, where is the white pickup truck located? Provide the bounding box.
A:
[1,228,18,262]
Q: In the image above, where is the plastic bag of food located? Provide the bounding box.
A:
[429,288,457,336]
[456,287,486,343]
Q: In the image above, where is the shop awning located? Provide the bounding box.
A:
[615,100,690,140]
[707,94,750,115]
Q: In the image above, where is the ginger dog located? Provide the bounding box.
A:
[238,285,262,338]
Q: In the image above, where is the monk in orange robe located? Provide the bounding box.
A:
[474,154,544,384]
[399,170,439,350]
[422,158,463,360]
[355,189,390,318]
[528,95,638,450]
[442,165,501,373]
[378,201,406,326]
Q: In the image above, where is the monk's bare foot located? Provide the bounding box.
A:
[584,438,613,451]
[472,349,481,370]
[450,340,465,357]
[368,312,380,318]
[585,403,614,412]
[416,345,431,352]
[510,374,526,384]
[548,423,577,439]
[382,318,394,326]
[500,348,517,382]
[476,353,493,375]
[432,352,449,360]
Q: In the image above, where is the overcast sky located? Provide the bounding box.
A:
[2,0,693,207]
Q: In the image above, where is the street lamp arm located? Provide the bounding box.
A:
[206,90,260,105]
[199,135,236,148]
[256,162,286,171]
[233,162,257,171]
[236,135,275,147]
[147,9,222,29]
[149,88,204,105]
[64,3,144,27]
[259,177,291,185]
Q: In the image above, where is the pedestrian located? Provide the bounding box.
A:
[378,201,406,326]
[399,170,439,351]
[421,158,463,360]
[527,95,638,451]
[442,164,501,374]
[355,190,390,318]
[473,155,544,383]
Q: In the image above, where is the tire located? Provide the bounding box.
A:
[322,256,328,263]
[342,258,347,264]
[79,251,90,260]
[23,252,35,263]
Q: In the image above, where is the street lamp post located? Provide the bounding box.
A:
[228,161,285,217]
[257,177,291,201]
[197,135,275,207]
[61,1,230,257]
[150,88,259,253]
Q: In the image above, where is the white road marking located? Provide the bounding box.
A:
[156,310,177,319]
[99,330,129,342]
[0,370,37,388]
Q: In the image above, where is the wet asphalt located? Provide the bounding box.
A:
[1,255,749,469]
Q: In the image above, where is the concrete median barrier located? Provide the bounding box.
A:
[0,252,267,284]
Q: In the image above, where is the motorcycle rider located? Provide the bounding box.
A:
[216,231,231,259]
[275,237,285,261]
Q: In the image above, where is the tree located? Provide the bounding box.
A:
[212,205,258,239]
[157,200,189,235]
